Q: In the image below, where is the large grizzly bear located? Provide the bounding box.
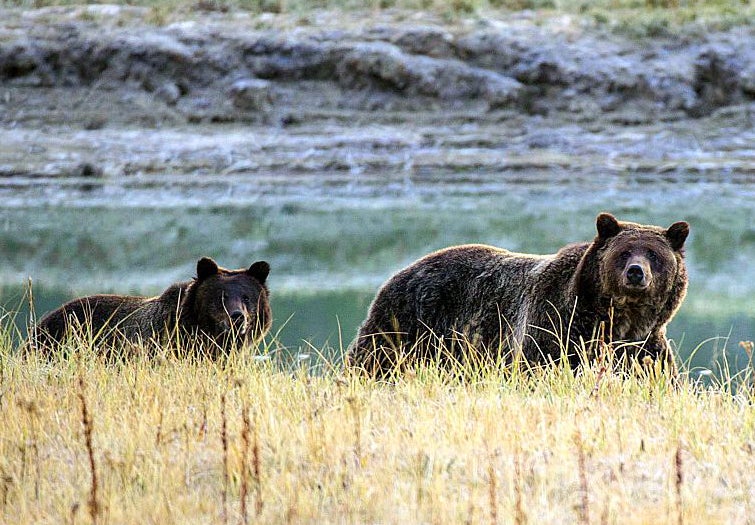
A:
[34,257,271,357]
[348,213,689,376]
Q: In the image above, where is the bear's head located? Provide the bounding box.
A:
[186,257,272,348]
[595,213,689,307]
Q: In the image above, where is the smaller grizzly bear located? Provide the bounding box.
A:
[348,213,689,376]
[34,257,271,357]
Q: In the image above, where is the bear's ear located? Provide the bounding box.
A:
[197,257,219,280]
[247,261,270,284]
[596,213,622,240]
[665,221,689,251]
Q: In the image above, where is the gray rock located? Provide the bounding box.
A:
[390,26,455,58]
[334,41,522,107]
[154,82,181,106]
[229,78,274,111]
[740,64,755,97]
[690,45,745,116]
[75,162,103,178]
[0,12,752,122]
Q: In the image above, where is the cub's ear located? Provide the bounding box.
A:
[666,221,689,251]
[247,261,270,284]
[596,212,621,239]
[197,257,219,280]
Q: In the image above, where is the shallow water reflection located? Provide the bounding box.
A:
[0,169,752,376]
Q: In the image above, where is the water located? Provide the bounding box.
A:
[1,166,752,375]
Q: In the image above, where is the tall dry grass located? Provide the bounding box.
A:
[1,320,755,524]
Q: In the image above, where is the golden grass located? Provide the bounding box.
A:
[2,331,755,525]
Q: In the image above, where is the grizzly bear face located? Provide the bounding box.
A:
[188,257,271,347]
[595,213,689,307]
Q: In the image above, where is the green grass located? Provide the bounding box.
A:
[2,313,755,524]
[0,0,752,34]
[1,0,750,11]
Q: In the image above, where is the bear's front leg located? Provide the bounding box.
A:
[637,329,679,378]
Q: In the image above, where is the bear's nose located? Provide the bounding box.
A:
[626,264,645,285]
[230,310,245,323]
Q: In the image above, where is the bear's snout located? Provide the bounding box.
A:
[232,311,248,334]
[623,260,651,289]
[626,264,645,285]
[228,309,249,335]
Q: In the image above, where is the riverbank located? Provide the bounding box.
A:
[2,4,754,138]
[1,5,752,183]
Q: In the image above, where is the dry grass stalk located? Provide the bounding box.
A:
[347,396,362,467]
[574,430,590,525]
[591,319,610,396]
[675,442,684,525]
[1,468,12,508]
[69,502,80,525]
[487,448,498,525]
[590,365,607,398]
[199,392,208,441]
[240,404,250,525]
[25,278,37,349]
[221,391,229,525]
[155,409,163,447]
[513,448,526,525]
[465,494,476,525]
[77,373,99,524]
[17,400,41,500]
[251,409,263,516]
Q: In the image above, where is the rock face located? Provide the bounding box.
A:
[0,8,752,183]
[690,45,749,116]
[332,41,523,106]
[0,8,752,125]
[229,78,275,111]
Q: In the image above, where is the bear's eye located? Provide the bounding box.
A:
[242,295,251,305]
[647,250,658,263]
[619,251,631,260]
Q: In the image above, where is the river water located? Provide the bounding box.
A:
[1,158,753,374]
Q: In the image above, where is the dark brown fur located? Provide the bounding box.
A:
[33,257,272,357]
[348,213,689,376]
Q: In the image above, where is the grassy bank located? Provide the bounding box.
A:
[2,332,755,524]
[1,0,752,35]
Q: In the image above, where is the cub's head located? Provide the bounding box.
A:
[595,213,689,306]
[188,257,272,349]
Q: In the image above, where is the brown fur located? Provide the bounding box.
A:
[33,257,272,357]
[348,213,689,376]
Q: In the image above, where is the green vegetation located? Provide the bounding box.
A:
[2,313,755,524]
[1,0,750,12]
[0,0,752,33]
